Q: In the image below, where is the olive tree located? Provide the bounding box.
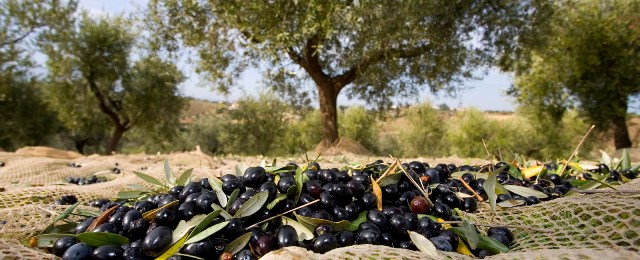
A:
[40,13,186,154]
[147,0,548,146]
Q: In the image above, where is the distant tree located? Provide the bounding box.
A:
[0,0,77,150]
[438,103,450,111]
[40,13,186,154]
[147,0,549,146]
[506,1,640,149]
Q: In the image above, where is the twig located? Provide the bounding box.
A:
[559,125,596,175]
[458,177,484,202]
[390,155,433,208]
[574,190,640,194]
[375,161,399,183]
[244,199,320,230]
[440,221,553,233]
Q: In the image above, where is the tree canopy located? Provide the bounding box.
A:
[508,0,640,149]
[40,13,186,154]
[148,0,548,145]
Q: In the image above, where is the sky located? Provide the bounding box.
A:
[77,0,518,111]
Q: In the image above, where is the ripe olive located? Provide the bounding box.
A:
[463,197,478,213]
[179,182,202,200]
[429,236,453,252]
[93,223,118,234]
[234,249,257,260]
[313,233,339,253]
[243,166,267,188]
[143,226,173,257]
[178,202,197,220]
[487,226,514,243]
[195,192,217,212]
[355,229,380,244]
[432,202,452,220]
[222,179,245,195]
[254,234,276,256]
[74,217,96,234]
[122,209,142,231]
[92,245,124,260]
[180,238,215,258]
[134,201,156,214]
[366,209,387,227]
[360,192,377,209]
[259,182,278,201]
[314,224,335,236]
[62,242,93,260]
[336,230,355,246]
[389,214,409,234]
[225,218,244,240]
[409,196,431,214]
[276,225,299,248]
[52,236,77,257]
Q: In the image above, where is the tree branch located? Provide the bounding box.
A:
[86,72,125,129]
[0,26,37,47]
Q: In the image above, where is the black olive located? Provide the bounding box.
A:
[143,226,173,257]
[53,236,77,257]
[92,245,124,260]
[313,233,339,253]
[62,242,94,260]
[276,225,299,248]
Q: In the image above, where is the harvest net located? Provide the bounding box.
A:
[0,150,639,259]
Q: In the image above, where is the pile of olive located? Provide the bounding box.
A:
[51,160,529,259]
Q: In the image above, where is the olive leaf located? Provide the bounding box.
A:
[224,232,252,256]
[266,194,288,210]
[449,227,509,254]
[347,211,368,231]
[86,205,118,232]
[370,176,383,211]
[233,191,269,218]
[503,185,548,198]
[41,202,80,235]
[226,189,240,211]
[497,199,525,208]
[188,210,222,240]
[600,150,613,166]
[142,200,178,221]
[211,203,232,220]
[176,169,193,186]
[264,165,298,174]
[294,163,305,203]
[576,173,610,191]
[506,163,523,180]
[485,166,504,215]
[76,232,129,247]
[164,159,175,184]
[185,221,229,244]
[460,220,479,249]
[408,231,439,259]
[34,234,73,248]
[132,171,166,188]
[216,189,228,208]
[281,216,314,241]
[117,190,148,200]
[172,214,207,243]
[495,182,509,195]
[456,237,474,256]
[379,173,402,186]
[621,149,631,170]
[293,212,350,231]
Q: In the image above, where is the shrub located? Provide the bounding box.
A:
[399,102,448,157]
[339,106,379,152]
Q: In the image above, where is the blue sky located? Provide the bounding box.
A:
[79,0,518,111]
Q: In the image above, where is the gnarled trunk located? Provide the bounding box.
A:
[317,82,339,146]
[106,125,125,155]
[612,114,632,149]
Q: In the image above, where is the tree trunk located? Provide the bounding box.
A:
[74,139,88,154]
[106,125,126,155]
[317,82,339,146]
[612,113,632,149]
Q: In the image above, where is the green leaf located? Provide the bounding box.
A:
[233,191,269,218]
[266,194,288,210]
[224,232,251,256]
[293,212,350,231]
[622,149,631,170]
[281,216,314,241]
[164,159,175,184]
[188,210,222,240]
[294,164,305,203]
[176,169,193,186]
[41,202,80,235]
[460,221,479,249]
[449,227,509,254]
[216,189,228,208]
[132,171,166,188]
[35,234,73,248]
[485,166,502,215]
[503,185,548,198]
[495,182,509,195]
[576,173,610,190]
[347,211,368,231]
[264,165,297,174]
[506,163,523,180]
[185,221,229,244]
[226,189,240,211]
[379,173,402,186]
[116,190,147,200]
[172,214,207,244]
[450,171,488,179]
[497,199,525,208]
[408,231,439,258]
[142,200,178,221]
[76,232,129,247]
[211,203,232,220]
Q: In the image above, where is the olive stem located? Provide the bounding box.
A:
[244,199,320,230]
[390,156,434,208]
[440,221,553,233]
[458,177,484,202]
[559,125,596,175]
[481,138,494,171]
[375,161,399,184]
